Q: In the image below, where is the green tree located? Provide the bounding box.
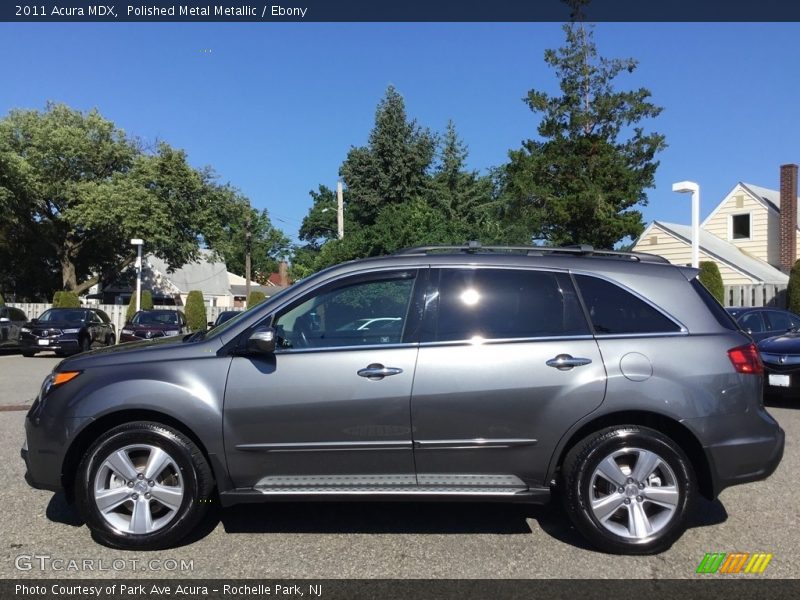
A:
[787,259,800,313]
[125,290,154,323]
[247,290,267,308]
[0,103,269,296]
[0,292,5,305]
[184,291,206,331]
[52,291,63,307]
[698,261,725,304]
[501,3,666,248]
[340,85,436,227]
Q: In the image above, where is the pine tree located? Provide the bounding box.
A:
[502,2,666,248]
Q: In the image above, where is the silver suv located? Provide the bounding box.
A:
[21,244,784,554]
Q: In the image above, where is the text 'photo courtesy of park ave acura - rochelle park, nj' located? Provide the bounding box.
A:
[2,1,800,598]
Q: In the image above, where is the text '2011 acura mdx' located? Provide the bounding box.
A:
[21,244,784,554]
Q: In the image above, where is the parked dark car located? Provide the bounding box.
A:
[20,307,115,357]
[0,306,28,349]
[758,332,800,397]
[120,310,188,343]
[22,244,783,554]
[208,310,241,329]
[726,307,800,342]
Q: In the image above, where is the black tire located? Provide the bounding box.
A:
[560,425,696,555]
[78,336,90,353]
[75,421,214,550]
[22,351,36,357]
[106,334,116,347]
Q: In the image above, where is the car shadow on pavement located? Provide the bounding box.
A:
[765,395,798,409]
[46,492,84,527]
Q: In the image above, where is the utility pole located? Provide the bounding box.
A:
[337,181,344,240]
[244,208,252,306]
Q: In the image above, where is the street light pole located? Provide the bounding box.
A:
[130,238,144,312]
[672,181,701,268]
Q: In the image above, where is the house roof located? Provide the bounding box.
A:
[651,221,789,284]
[230,284,287,297]
[147,249,231,296]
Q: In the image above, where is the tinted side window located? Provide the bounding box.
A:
[575,275,681,335]
[766,311,792,332]
[739,311,766,333]
[274,272,416,350]
[433,269,589,342]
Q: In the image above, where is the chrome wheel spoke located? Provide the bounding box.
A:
[150,484,183,511]
[143,447,171,480]
[632,449,661,482]
[627,501,653,538]
[130,499,153,534]
[643,485,679,508]
[596,456,627,487]
[104,450,138,481]
[94,486,130,513]
[591,492,626,521]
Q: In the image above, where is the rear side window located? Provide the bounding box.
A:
[574,275,681,335]
[690,279,739,330]
[766,311,794,332]
[739,311,766,333]
[432,268,589,342]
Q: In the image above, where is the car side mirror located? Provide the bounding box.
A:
[247,327,276,354]
[207,321,215,328]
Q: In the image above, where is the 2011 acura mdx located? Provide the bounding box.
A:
[21,244,784,554]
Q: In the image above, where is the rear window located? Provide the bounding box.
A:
[690,279,738,330]
[574,275,682,335]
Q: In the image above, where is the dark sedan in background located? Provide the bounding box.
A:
[726,307,800,342]
[20,308,115,356]
[759,332,800,397]
[0,306,28,349]
[120,309,188,343]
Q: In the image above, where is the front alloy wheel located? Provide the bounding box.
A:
[561,425,696,554]
[76,422,214,549]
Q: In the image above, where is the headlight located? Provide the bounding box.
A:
[62,328,80,334]
[21,327,31,333]
[121,329,133,335]
[164,330,180,336]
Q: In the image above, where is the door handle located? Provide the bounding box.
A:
[357,363,403,380]
[546,354,592,371]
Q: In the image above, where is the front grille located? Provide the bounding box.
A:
[32,329,62,337]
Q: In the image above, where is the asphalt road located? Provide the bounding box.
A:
[0,352,61,407]
[0,352,798,579]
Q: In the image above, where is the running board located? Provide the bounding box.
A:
[219,485,550,506]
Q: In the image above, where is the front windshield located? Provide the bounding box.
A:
[38,309,85,323]
[131,311,179,326]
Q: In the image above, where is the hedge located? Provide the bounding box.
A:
[184,290,207,331]
[698,261,724,304]
[247,290,267,309]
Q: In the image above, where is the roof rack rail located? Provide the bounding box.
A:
[393,241,670,264]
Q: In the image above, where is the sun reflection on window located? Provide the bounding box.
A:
[460,288,480,306]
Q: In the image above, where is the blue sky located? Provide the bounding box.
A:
[2,22,800,244]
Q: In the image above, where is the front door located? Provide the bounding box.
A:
[410,267,607,490]
[223,269,424,491]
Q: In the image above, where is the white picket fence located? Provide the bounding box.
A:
[724,284,787,308]
[7,303,242,343]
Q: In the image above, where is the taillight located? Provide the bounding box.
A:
[728,343,764,374]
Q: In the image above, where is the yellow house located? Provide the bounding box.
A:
[633,164,800,287]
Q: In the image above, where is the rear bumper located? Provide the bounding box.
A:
[684,407,785,498]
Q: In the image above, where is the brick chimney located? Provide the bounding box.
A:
[779,164,798,273]
[278,260,289,286]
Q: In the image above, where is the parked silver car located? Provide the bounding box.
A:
[22,244,784,553]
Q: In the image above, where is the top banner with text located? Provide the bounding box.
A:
[3,0,800,22]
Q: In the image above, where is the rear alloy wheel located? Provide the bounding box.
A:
[561,426,696,554]
[75,422,214,549]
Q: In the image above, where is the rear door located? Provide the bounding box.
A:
[410,267,607,490]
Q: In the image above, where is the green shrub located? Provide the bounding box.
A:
[698,261,724,304]
[247,291,266,309]
[59,291,81,307]
[52,291,63,307]
[184,290,207,331]
[0,293,5,305]
[125,290,155,323]
[787,259,800,313]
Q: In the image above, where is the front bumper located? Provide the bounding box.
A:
[762,363,800,398]
[20,335,79,353]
